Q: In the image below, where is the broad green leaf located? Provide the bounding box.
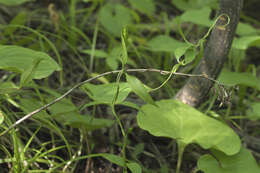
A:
[81,83,131,104]
[147,35,185,52]
[218,69,260,90]
[246,102,260,120]
[128,0,155,16]
[101,153,125,167]
[126,74,156,106]
[198,147,260,173]
[0,0,32,5]
[127,162,142,173]
[137,99,241,155]
[236,22,258,36]
[232,36,260,50]
[99,3,133,37]
[171,0,218,11]
[0,45,60,79]
[180,6,212,27]
[0,82,19,94]
[0,110,4,124]
[20,58,42,87]
[81,49,108,58]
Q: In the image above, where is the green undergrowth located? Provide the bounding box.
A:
[0,0,260,172]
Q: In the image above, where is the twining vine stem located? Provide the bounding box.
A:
[0,68,221,136]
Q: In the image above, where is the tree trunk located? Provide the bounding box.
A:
[175,0,243,107]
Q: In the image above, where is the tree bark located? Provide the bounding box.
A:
[175,0,243,107]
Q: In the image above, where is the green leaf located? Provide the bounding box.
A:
[0,0,32,6]
[100,3,133,37]
[126,74,156,106]
[174,44,191,63]
[4,11,27,35]
[81,49,108,58]
[171,0,218,11]
[0,45,60,79]
[45,96,115,130]
[64,114,114,130]
[198,147,260,173]
[128,0,155,16]
[137,99,241,155]
[0,82,19,94]
[218,68,260,90]
[48,97,77,115]
[246,102,260,121]
[232,36,260,50]
[184,47,197,65]
[236,22,258,36]
[127,162,142,173]
[174,45,198,65]
[19,98,50,119]
[81,83,131,104]
[180,6,212,27]
[147,35,186,52]
[101,153,125,167]
[106,47,122,70]
[20,58,42,87]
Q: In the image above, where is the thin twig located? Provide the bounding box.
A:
[0,68,220,136]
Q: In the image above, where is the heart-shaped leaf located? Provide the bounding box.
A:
[137,99,241,155]
[100,3,133,37]
[198,147,260,173]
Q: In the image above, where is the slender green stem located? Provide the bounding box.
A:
[90,19,99,72]
[176,141,186,173]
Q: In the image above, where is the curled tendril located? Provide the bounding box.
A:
[216,13,230,28]
[201,13,230,41]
